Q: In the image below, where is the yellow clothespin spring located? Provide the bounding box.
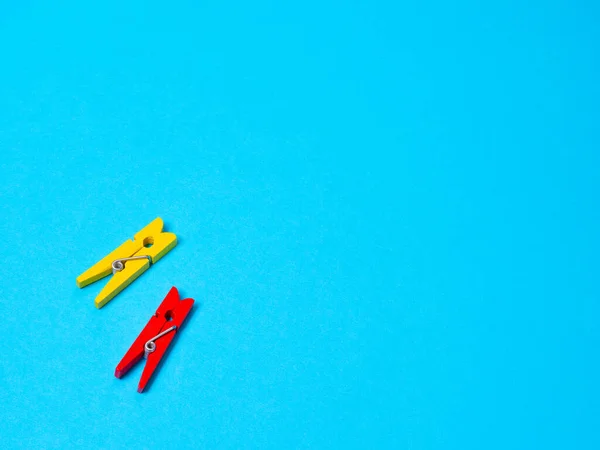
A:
[76,218,177,309]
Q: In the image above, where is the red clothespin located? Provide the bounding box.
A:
[115,286,194,392]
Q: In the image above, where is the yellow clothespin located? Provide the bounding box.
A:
[76,218,177,309]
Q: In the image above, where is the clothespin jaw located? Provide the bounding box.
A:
[76,218,177,308]
[115,287,194,393]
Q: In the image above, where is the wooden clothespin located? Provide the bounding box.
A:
[76,218,177,308]
[115,286,194,392]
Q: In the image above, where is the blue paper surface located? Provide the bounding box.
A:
[0,1,599,448]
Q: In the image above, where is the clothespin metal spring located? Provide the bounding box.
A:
[112,255,152,274]
[144,326,177,359]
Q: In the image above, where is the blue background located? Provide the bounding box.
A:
[0,1,599,448]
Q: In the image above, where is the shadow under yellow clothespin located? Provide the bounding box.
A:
[76,218,177,309]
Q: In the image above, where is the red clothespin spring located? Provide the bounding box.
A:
[115,286,194,392]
